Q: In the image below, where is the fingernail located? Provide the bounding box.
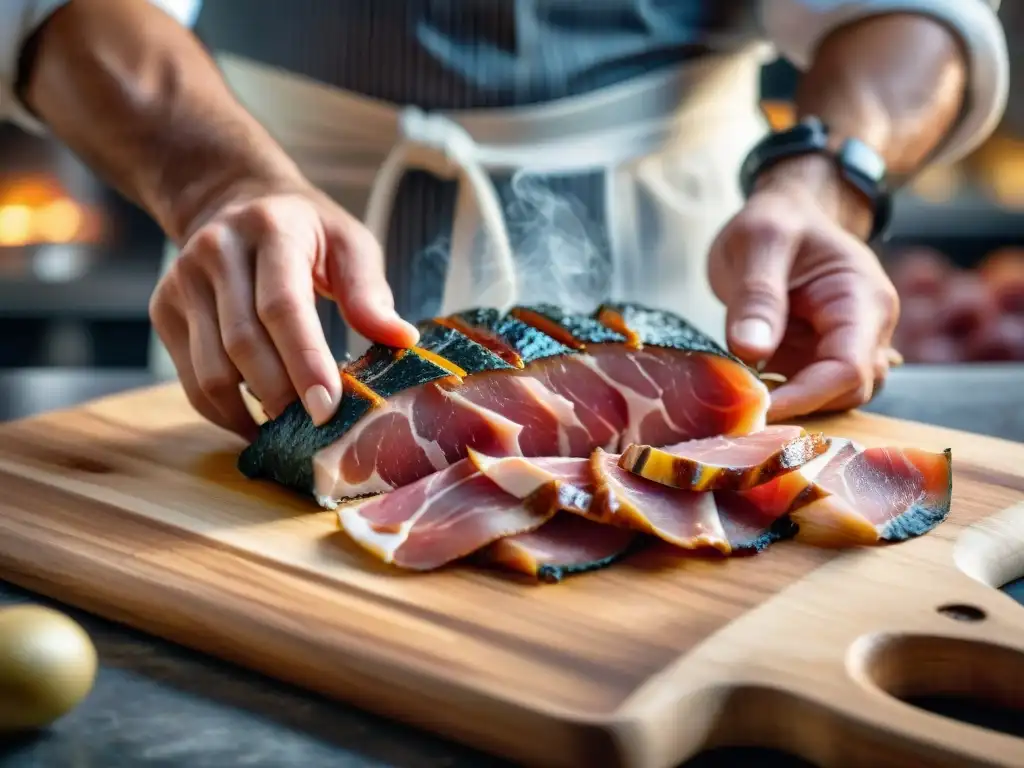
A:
[733,319,773,350]
[303,384,336,426]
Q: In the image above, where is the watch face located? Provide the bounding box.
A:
[839,139,887,185]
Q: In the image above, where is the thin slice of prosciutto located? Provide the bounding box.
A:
[238,303,769,505]
[739,438,861,520]
[336,459,557,570]
[470,449,791,554]
[787,444,953,546]
[618,425,830,491]
[477,514,637,583]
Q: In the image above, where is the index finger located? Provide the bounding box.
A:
[768,312,881,422]
[767,358,862,422]
[255,235,343,426]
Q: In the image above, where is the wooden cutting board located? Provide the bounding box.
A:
[0,383,1022,768]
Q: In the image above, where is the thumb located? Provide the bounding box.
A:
[326,220,419,349]
[721,228,795,365]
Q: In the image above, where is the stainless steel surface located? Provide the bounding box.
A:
[863,362,1024,442]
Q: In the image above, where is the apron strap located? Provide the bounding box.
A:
[363,107,518,316]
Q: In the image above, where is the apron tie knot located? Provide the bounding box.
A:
[397,108,476,178]
[365,106,519,319]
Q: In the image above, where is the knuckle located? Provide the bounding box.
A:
[148,276,181,329]
[221,319,262,361]
[197,366,240,401]
[737,213,792,248]
[181,224,236,280]
[241,201,279,235]
[256,290,303,327]
[334,221,382,262]
[184,226,226,260]
[740,277,785,313]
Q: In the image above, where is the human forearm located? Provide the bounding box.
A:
[21,0,305,243]
[795,13,967,177]
[759,13,968,238]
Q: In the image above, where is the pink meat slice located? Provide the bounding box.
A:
[663,425,807,462]
[739,439,860,520]
[479,513,637,582]
[471,449,792,555]
[619,424,832,492]
[589,448,731,552]
[587,346,769,446]
[466,450,595,515]
[336,459,554,570]
[787,444,953,546]
[315,345,769,504]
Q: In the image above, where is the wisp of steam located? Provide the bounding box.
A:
[415,169,613,316]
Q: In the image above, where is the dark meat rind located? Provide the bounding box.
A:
[238,342,459,492]
[534,541,638,583]
[237,394,372,492]
[598,302,743,365]
[415,321,515,375]
[452,308,574,365]
[512,304,627,346]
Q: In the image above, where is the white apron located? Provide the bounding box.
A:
[150,44,772,378]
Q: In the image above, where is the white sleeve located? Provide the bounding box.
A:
[0,0,203,134]
[759,0,1009,166]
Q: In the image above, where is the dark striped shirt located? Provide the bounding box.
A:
[195,1,759,109]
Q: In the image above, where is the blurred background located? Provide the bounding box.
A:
[0,4,1022,372]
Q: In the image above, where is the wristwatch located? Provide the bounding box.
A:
[739,116,893,242]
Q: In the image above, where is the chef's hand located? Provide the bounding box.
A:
[149,184,419,440]
[708,154,900,422]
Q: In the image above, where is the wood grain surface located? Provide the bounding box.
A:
[0,383,1022,767]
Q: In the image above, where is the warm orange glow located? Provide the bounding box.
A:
[34,198,83,243]
[0,195,92,246]
[0,205,34,245]
[909,163,962,204]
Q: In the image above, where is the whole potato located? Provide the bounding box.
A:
[0,605,97,732]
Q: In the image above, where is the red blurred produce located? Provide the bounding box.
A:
[965,314,1024,361]
[937,271,997,340]
[905,334,964,364]
[887,245,1024,363]
[887,247,953,299]
[979,247,1024,315]
[893,295,937,346]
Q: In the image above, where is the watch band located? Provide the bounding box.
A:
[739,116,893,242]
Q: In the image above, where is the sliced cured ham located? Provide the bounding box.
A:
[470,449,795,554]
[478,514,638,583]
[739,438,860,519]
[588,448,732,551]
[787,445,953,546]
[238,303,769,506]
[466,450,594,514]
[336,459,557,570]
[618,425,829,491]
[335,434,953,579]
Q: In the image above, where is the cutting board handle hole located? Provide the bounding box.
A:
[851,633,1024,739]
[936,603,987,622]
